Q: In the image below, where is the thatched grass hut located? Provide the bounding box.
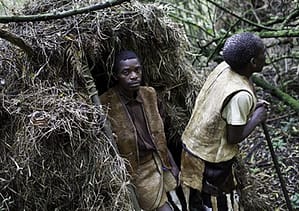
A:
[0,0,202,210]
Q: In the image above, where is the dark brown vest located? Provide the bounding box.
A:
[100,86,171,174]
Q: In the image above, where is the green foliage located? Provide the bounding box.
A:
[156,0,221,65]
[249,166,260,174]
[271,136,286,150]
[281,118,299,136]
[291,193,299,209]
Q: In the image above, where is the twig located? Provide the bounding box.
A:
[0,0,130,23]
[280,8,299,28]
[205,0,277,31]
[258,29,299,38]
[267,112,296,123]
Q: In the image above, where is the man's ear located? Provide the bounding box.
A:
[250,57,256,65]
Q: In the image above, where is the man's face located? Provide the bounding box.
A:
[115,58,142,96]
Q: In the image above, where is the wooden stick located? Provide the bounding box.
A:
[262,123,293,211]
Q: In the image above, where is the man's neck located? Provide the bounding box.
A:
[236,68,252,79]
[117,86,137,99]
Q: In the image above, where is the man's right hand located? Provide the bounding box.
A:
[252,103,268,123]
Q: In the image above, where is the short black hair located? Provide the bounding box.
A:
[222,32,264,71]
[113,50,139,75]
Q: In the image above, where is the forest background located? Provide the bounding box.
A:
[0,0,298,210]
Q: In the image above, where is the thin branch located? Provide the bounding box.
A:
[160,0,206,19]
[168,13,214,37]
[258,29,299,38]
[252,75,299,115]
[0,0,130,23]
[280,8,299,28]
[270,55,299,64]
[206,19,241,64]
[205,0,277,31]
[0,28,34,57]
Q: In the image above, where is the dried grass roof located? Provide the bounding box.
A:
[0,0,203,210]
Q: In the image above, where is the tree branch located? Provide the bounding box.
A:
[168,13,214,37]
[252,75,299,115]
[205,0,277,31]
[258,29,299,38]
[0,0,130,23]
[0,28,34,57]
[280,8,299,28]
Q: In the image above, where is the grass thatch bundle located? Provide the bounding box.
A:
[0,83,130,210]
[0,0,202,210]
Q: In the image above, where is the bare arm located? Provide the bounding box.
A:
[227,104,268,144]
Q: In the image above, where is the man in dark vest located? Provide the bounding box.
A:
[180,32,268,210]
[100,50,179,211]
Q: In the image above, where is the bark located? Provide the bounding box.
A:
[0,0,130,23]
[252,75,299,114]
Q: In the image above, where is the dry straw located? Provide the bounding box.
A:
[0,0,202,210]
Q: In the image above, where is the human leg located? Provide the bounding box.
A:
[189,187,203,211]
[134,153,176,210]
[133,154,166,210]
[202,191,228,211]
[180,149,206,211]
[167,190,183,211]
[201,158,238,211]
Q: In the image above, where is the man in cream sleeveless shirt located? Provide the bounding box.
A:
[180,32,268,211]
